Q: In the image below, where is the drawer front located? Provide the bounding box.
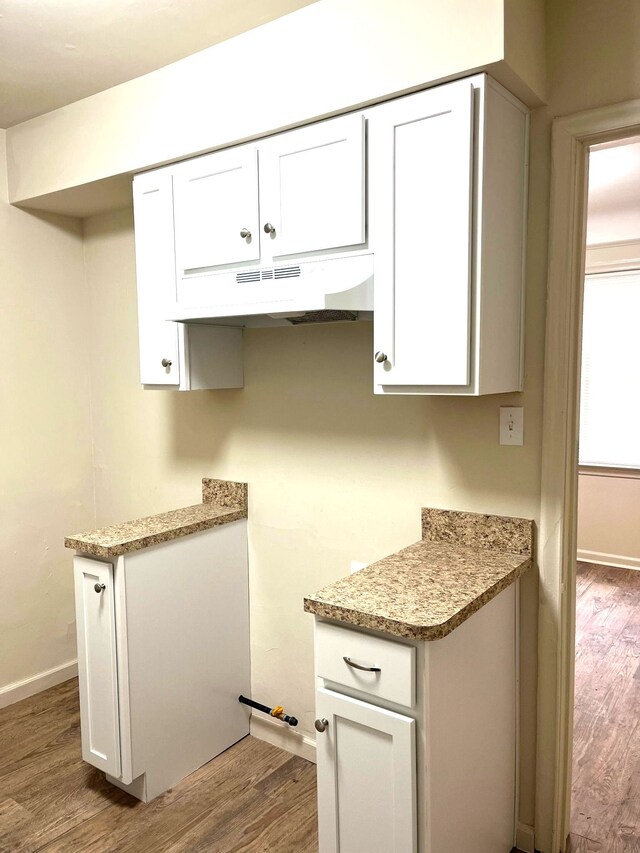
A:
[315,621,415,708]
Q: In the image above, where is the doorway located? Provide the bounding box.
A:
[539,101,640,853]
[569,138,640,851]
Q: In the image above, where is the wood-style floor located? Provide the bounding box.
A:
[7,568,637,853]
[569,562,640,852]
[0,679,318,852]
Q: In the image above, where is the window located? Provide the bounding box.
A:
[579,271,640,468]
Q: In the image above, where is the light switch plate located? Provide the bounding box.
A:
[500,406,524,446]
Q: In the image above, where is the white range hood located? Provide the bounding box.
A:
[169,253,373,327]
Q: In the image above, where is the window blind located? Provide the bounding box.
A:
[579,270,640,468]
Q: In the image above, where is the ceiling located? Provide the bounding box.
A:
[587,138,640,245]
[0,0,317,129]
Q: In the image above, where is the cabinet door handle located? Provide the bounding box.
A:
[374,351,388,364]
[161,358,172,368]
[343,656,381,673]
[315,718,329,733]
[240,228,251,239]
[263,222,276,235]
[94,583,106,594]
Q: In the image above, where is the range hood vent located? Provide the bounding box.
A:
[172,253,373,327]
[287,310,358,325]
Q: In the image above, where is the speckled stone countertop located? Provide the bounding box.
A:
[304,509,533,641]
[65,478,247,559]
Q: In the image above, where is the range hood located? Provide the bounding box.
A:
[169,253,373,327]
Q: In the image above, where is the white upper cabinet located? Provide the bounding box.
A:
[133,169,181,386]
[133,170,244,391]
[259,114,366,259]
[369,75,529,395]
[132,73,527,394]
[172,113,366,276]
[173,146,260,276]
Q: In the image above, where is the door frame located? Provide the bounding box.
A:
[537,97,640,853]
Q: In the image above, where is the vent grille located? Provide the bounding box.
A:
[235,265,302,284]
[274,265,301,280]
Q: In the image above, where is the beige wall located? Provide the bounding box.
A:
[0,131,95,695]
[82,97,549,824]
[547,0,640,117]
[578,473,640,568]
[5,0,549,216]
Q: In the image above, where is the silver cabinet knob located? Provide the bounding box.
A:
[240,228,251,239]
[374,351,388,363]
[94,583,106,594]
[263,222,276,235]
[161,358,172,368]
[314,718,329,733]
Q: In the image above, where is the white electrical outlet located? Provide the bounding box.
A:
[350,561,368,574]
[500,406,524,446]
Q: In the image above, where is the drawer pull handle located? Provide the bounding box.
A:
[343,656,381,673]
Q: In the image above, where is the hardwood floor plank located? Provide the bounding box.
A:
[572,563,640,848]
[0,798,36,853]
[0,681,79,779]
[32,718,315,853]
[163,756,318,853]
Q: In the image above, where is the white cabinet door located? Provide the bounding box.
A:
[316,687,416,853]
[173,146,260,276]
[132,170,180,386]
[259,114,365,260]
[73,558,121,778]
[370,81,475,388]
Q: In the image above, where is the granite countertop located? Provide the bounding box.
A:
[304,508,533,641]
[64,478,247,559]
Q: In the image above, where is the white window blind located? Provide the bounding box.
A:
[579,271,640,468]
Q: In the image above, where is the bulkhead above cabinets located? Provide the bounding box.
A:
[132,73,529,396]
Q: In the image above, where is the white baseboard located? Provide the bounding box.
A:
[516,821,535,853]
[250,714,317,764]
[577,549,640,571]
[0,660,78,710]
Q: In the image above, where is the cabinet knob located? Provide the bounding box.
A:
[94,583,106,594]
[161,358,172,368]
[374,351,388,364]
[240,228,251,239]
[314,718,329,733]
[263,222,276,235]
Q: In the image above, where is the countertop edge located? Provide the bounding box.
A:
[304,555,532,641]
[64,506,247,559]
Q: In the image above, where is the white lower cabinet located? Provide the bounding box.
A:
[74,558,121,777]
[73,520,251,802]
[314,584,518,852]
[316,688,417,853]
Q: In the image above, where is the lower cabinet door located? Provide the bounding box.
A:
[73,557,121,777]
[316,687,417,853]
